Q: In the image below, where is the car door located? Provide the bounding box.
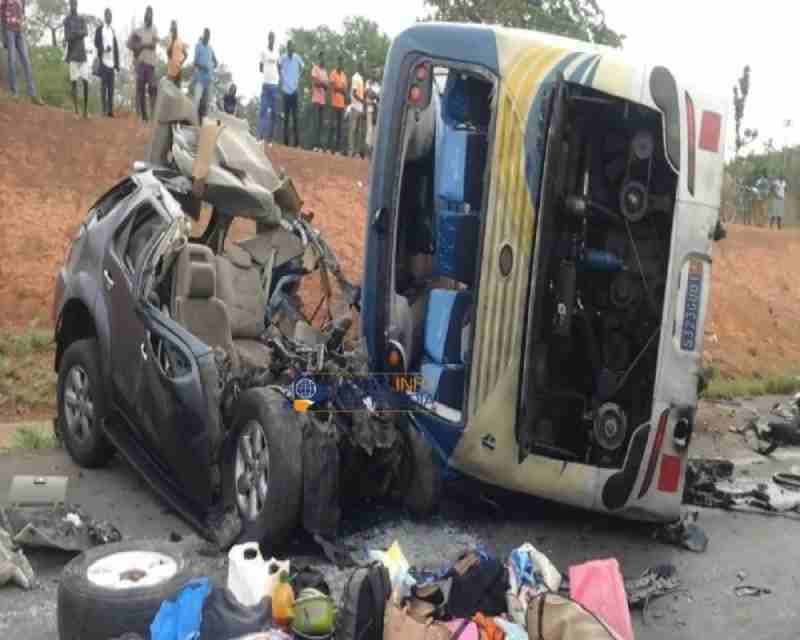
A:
[103,199,171,453]
[104,197,215,506]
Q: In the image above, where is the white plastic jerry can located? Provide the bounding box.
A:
[227,542,290,607]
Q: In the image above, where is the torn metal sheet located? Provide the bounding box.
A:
[0,526,35,590]
[625,564,680,607]
[1,505,122,552]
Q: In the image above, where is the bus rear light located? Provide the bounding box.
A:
[409,86,423,104]
[637,409,669,499]
[700,111,722,152]
[657,455,682,493]
[415,64,428,81]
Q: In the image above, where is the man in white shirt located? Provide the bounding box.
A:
[769,178,787,230]
[348,63,365,158]
[93,8,119,117]
[258,31,280,144]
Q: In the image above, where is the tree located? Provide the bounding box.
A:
[26,0,69,48]
[733,65,758,156]
[422,0,624,47]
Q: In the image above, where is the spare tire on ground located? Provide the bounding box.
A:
[58,540,193,640]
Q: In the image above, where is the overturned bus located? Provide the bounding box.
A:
[362,23,726,522]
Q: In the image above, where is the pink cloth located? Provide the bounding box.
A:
[445,619,480,640]
[569,559,633,640]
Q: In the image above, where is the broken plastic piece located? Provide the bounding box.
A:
[0,526,35,590]
[734,585,772,598]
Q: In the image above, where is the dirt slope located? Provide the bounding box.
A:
[0,97,797,379]
[706,225,800,377]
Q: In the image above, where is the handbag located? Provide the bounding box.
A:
[526,593,622,640]
[384,601,452,640]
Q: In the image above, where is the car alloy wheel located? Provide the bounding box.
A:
[63,364,95,444]
[235,420,270,522]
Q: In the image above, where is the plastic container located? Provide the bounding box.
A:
[272,572,295,629]
[226,542,289,607]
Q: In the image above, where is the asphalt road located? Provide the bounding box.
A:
[1,405,799,639]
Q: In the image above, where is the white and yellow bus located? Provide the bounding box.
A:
[362,22,726,522]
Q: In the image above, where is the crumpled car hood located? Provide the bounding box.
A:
[147,78,285,225]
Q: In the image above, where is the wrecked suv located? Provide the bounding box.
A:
[53,80,436,547]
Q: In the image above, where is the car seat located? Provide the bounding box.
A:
[173,253,239,370]
[420,289,473,412]
[215,244,272,369]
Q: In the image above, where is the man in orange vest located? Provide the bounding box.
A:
[310,51,329,152]
[327,56,347,154]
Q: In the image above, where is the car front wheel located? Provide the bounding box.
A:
[57,338,115,468]
[225,388,303,547]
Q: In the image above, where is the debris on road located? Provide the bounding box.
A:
[0,504,122,552]
[740,394,800,455]
[0,525,36,591]
[654,511,708,552]
[684,457,800,517]
[734,585,772,598]
[684,458,735,507]
[625,564,680,607]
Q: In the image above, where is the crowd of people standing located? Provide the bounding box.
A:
[3,3,382,155]
[258,31,381,156]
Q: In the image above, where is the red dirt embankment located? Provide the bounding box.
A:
[0,97,798,379]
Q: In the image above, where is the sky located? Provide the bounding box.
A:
[75,0,797,155]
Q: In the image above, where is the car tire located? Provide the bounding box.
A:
[225,388,303,547]
[57,541,192,640]
[402,424,443,518]
[57,338,115,468]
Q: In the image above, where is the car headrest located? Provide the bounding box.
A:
[173,242,215,301]
[188,262,216,299]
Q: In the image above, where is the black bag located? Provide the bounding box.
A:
[291,565,331,596]
[336,563,392,640]
[447,555,508,619]
[199,587,271,640]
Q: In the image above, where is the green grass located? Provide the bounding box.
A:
[0,329,57,418]
[703,375,800,401]
[10,425,57,451]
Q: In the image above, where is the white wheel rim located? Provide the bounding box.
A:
[87,551,178,590]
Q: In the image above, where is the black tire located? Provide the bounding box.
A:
[57,338,115,468]
[402,424,442,517]
[224,388,303,546]
[57,541,193,640]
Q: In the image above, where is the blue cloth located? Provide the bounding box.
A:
[150,578,211,640]
[258,82,279,140]
[279,53,303,95]
[193,41,216,88]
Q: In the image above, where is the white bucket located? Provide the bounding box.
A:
[227,543,290,607]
